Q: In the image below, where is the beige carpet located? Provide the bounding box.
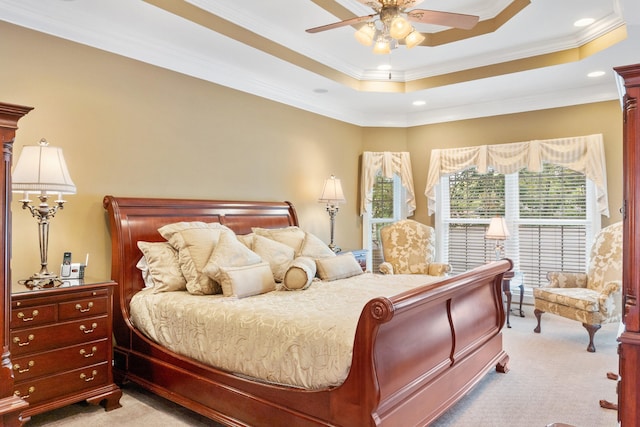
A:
[27,305,619,427]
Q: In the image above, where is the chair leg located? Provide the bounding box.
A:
[534,309,544,333]
[582,323,601,352]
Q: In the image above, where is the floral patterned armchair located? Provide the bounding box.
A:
[533,221,623,352]
[379,219,451,276]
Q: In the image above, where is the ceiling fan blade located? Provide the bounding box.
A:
[356,0,382,9]
[407,9,479,30]
[306,14,376,33]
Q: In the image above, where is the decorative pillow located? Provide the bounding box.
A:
[252,226,306,253]
[315,253,364,281]
[218,262,276,298]
[136,241,186,292]
[158,221,235,295]
[298,232,336,259]
[135,256,154,288]
[283,256,316,291]
[236,233,255,250]
[252,234,295,282]
[202,231,262,286]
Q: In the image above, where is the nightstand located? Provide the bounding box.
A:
[10,280,122,420]
[344,249,368,272]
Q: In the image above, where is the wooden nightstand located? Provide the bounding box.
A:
[10,280,122,420]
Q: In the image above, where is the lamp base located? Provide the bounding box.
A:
[19,272,62,289]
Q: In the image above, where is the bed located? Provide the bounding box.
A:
[103,195,511,426]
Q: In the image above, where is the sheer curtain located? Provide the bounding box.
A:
[361,151,416,215]
[424,134,609,217]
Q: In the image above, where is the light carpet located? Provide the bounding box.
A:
[27,305,619,426]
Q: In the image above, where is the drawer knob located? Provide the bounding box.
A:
[79,323,98,334]
[13,334,35,347]
[79,346,98,358]
[17,310,39,322]
[75,302,94,313]
[13,360,35,374]
[14,386,35,400]
[80,370,98,382]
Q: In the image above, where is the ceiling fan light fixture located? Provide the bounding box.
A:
[389,15,412,39]
[355,23,376,46]
[405,30,426,48]
[373,37,391,54]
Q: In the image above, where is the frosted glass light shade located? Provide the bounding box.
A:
[354,23,375,46]
[405,30,426,48]
[12,138,76,195]
[389,16,412,39]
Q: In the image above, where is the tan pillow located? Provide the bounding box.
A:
[137,241,186,292]
[316,253,364,281]
[218,262,276,298]
[298,232,336,259]
[283,256,316,291]
[158,221,235,295]
[236,233,255,250]
[252,234,295,282]
[252,226,305,253]
[202,231,262,285]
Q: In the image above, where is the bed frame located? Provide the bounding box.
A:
[103,195,511,426]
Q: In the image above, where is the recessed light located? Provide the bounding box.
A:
[587,71,606,78]
[412,100,426,106]
[574,18,595,27]
[377,64,392,71]
[313,88,328,94]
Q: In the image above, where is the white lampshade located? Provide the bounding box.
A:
[354,23,375,46]
[12,138,76,195]
[405,30,426,48]
[485,217,510,240]
[319,175,346,204]
[389,16,412,40]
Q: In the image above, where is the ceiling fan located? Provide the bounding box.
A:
[306,0,480,53]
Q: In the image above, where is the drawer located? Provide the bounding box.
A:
[10,304,56,329]
[12,338,109,381]
[10,315,109,356]
[59,295,108,320]
[14,361,109,406]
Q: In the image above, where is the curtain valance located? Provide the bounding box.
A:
[425,134,609,216]
[361,151,416,216]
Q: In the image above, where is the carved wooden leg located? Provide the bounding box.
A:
[495,353,510,373]
[533,309,544,333]
[582,323,601,353]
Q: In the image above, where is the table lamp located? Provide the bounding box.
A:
[318,175,346,252]
[485,216,510,260]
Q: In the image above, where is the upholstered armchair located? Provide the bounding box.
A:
[379,219,451,276]
[533,221,623,352]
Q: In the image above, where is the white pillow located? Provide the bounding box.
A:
[298,232,336,259]
[158,221,234,295]
[137,241,187,292]
[218,262,276,298]
[315,253,364,281]
[283,256,316,291]
[252,234,295,282]
[203,231,262,285]
[252,226,306,253]
[136,256,154,288]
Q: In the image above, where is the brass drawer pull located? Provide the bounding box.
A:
[14,386,35,400]
[75,302,94,313]
[79,323,98,334]
[13,360,35,373]
[80,370,98,382]
[17,310,39,322]
[80,346,98,358]
[13,334,35,347]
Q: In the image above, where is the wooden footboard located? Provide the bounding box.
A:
[104,195,510,426]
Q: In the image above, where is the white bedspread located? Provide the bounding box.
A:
[129,273,441,389]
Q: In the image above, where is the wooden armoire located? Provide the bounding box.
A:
[616,63,640,426]
[0,102,33,426]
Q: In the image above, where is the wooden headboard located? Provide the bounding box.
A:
[102,195,298,345]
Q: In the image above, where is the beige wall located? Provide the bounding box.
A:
[1,21,623,292]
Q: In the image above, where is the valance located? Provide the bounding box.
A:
[425,134,609,217]
[361,151,415,216]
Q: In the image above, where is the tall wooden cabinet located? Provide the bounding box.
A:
[615,63,640,426]
[0,102,33,426]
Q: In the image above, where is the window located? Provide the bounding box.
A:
[363,172,407,272]
[437,163,600,292]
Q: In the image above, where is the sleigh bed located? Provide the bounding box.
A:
[103,195,511,426]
